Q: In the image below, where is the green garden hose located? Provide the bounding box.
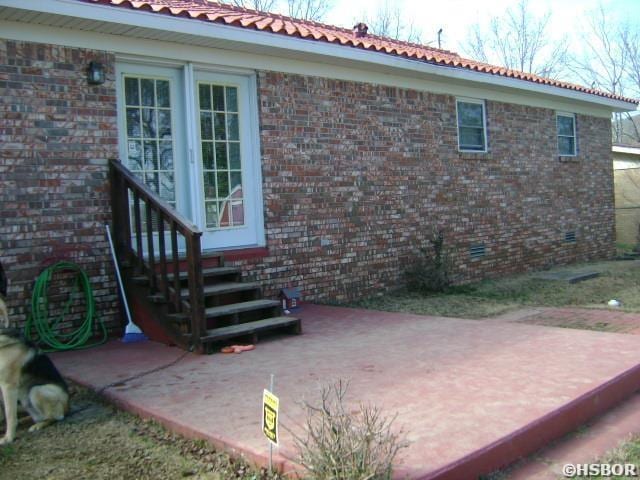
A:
[24,261,107,351]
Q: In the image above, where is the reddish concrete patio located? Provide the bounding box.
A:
[52,304,640,479]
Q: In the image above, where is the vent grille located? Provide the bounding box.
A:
[565,231,577,243]
[469,243,486,259]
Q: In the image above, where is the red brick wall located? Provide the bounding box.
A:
[232,72,614,302]
[0,39,120,332]
[0,39,615,315]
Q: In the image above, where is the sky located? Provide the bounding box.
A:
[323,0,640,55]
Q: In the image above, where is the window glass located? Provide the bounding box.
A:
[557,114,576,156]
[198,83,244,229]
[123,76,175,206]
[457,100,486,151]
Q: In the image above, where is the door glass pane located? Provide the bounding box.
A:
[215,142,228,170]
[156,80,170,108]
[212,86,225,111]
[122,75,176,209]
[214,112,226,140]
[229,142,241,169]
[200,112,213,140]
[198,82,244,229]
[140,79,155,107]
[126,108,141,137]
[227,114,239,141]
[125,77,139,105]
[202,142,214,170]
[225,88,238,112]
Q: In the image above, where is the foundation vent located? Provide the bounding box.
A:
[564,231,577,243]
[469,243,486,259]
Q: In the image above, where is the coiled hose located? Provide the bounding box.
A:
[24,261,107,351]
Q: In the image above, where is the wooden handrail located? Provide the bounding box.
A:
[109,158,205,352]
[109,159,201,235]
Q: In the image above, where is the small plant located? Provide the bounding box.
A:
[289,380,407,480]
[405,229,452,293]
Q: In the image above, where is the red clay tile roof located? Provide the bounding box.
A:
[83,0,638,105]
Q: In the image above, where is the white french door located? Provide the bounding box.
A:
[116,63,190,221]
[116,61,264,252]
[191,70,263,250]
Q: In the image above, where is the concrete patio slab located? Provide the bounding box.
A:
[52,304,640,479]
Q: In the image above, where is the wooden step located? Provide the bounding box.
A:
[181,282,260,298]
[205,299,280,319]
[198,316,302,343]
[167,266,241,281]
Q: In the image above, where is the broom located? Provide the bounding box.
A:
[105,224,147,343]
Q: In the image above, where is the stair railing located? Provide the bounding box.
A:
[109,159,205,351]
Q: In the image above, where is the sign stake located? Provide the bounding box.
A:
[269,373,274,474]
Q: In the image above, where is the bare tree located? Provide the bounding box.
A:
[360,1,423,44]
[232,0,331,21]
[571,5,639,144]
[230,0,279,12]
[620,28,640,145]
[286,0,332,22]
[571,6,628,98]
[622,28,640,99]
[461,0,569,79]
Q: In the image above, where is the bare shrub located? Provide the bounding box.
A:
[289,380,407,480]
[405,229,453,293]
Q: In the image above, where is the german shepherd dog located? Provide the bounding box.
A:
[0,262,70,445]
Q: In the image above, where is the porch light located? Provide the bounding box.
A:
[86,61,105,85]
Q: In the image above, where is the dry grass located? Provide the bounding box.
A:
[0,384,280,480]
[573,434,640,479]
[355,260,640,319]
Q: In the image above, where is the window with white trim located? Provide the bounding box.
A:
[456,99,487,152]
[557,113,576,156]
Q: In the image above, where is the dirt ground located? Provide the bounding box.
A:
[0,384,279,480]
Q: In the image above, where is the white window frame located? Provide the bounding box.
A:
[456,97,487,153]
[556,112,577,157]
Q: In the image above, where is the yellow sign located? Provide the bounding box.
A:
[262,389,279,446]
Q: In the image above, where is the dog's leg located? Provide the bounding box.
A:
[0,299,8,329]
[27,385,68,432]
[0,384,18,445]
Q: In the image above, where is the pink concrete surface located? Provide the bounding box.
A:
[51,304,640,479]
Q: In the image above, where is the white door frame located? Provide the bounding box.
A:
[187,65,265,251]
[115,59,265,252]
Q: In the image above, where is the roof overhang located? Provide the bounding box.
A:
[0,0,638,113]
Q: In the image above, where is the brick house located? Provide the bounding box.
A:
[1,0,637,350]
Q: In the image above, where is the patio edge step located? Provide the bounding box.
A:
[418,362,640,479]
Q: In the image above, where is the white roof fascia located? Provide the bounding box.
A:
[0,0,638,112]
[613,146,640,155]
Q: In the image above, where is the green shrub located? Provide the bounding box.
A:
[290,380,407,480]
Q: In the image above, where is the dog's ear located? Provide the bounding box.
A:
[0,261,6,298]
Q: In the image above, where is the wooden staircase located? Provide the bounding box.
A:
[110,159,301,354]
